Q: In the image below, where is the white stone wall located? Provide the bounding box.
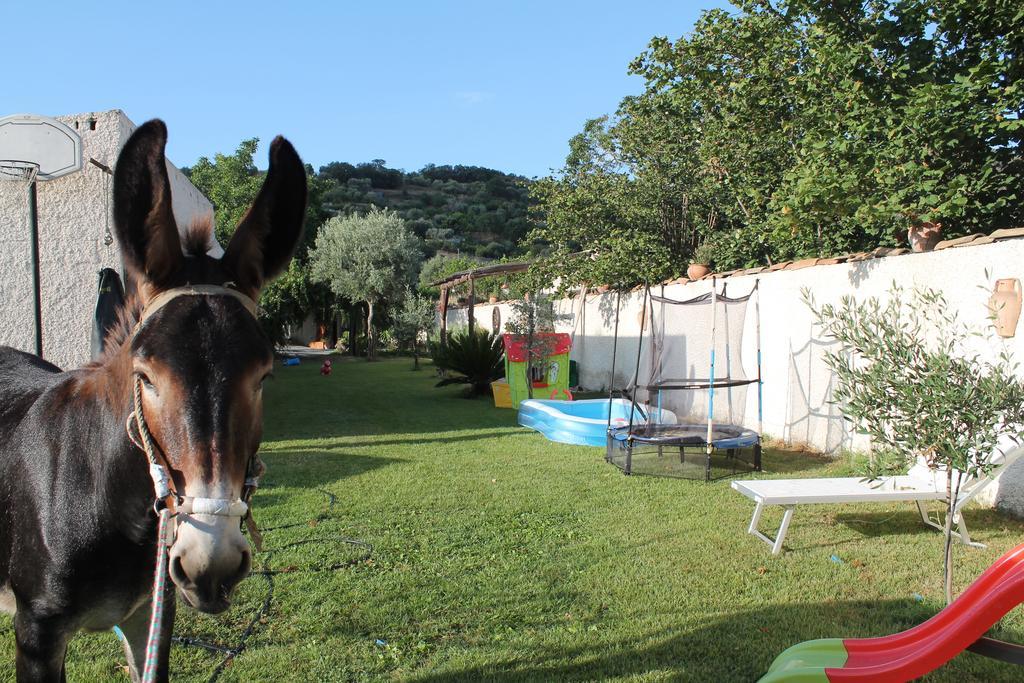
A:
[451,239,1024,514]
[0,110,213,370]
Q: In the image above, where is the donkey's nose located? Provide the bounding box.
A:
[168,532,251,614]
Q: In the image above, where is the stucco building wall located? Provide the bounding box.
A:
[449,238,1024,515]
[0,110,213,370]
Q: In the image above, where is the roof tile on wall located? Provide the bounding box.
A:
[786,258,819,271]
[990,227,1024,241]
[574,225,1022,293]
[934,233,986,250]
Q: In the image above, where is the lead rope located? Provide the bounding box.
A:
[129,375,176,683]
[143,508,173,683]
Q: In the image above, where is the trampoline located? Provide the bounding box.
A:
[604,279,763,480]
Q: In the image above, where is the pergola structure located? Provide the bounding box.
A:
[431,260,530,342]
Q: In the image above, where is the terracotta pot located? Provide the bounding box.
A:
[488,296,498,304]
[908,220,942,252]
[687,263,711,279]
[990,278,1022,338]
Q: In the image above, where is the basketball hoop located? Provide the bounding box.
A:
[0,160,39,184]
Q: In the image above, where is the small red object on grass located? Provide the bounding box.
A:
[320,359,332,376]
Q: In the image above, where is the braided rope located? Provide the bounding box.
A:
[133,377,158,467]
[131,375,175,683]
[142,507,172,683]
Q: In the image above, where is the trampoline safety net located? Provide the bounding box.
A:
[606,281,762,480]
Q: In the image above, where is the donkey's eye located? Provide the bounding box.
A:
[137,373,159,395]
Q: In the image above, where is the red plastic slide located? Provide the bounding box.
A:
[760,543,1024,682]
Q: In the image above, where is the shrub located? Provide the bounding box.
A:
[431,329,504,397]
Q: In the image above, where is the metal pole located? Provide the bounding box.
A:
[606,289,622,463]
[467,276,475,336]
[706,278,718,468]
[723,281,733,426]
[439,287,449,346]
[626,285,649,434]
[657,284,665,424]
[753,278,761,436]
[28,179,43,358]
[606,291,622,429]
[755,279,763,470]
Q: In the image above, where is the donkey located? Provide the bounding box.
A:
[0,119,307,681]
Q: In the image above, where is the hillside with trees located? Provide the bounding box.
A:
[185,145,535,349]
[317,160,533,260]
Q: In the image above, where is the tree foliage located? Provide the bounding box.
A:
[530,0,1024,288]
[418,253,481,297]
[808,285,1024,603]
[308,208,422,359]
[185,138,265,246]
[431,328,505,396]
[392,289,437,369]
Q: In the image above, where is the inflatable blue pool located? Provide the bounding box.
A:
[518,398,677,448]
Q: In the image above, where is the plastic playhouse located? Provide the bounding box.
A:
[494,332,571,408]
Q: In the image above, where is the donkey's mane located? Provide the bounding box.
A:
[89,218,219,368]
[88,296,142,368]
[182,216,215,257]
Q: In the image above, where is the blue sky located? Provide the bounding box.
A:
[6,1,728,178]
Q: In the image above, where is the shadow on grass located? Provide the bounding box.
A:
[279,429,527,450]
[258,451,404,493]
[263,397,517,442]
[836,507,1016,540]
[760,449,834,476]
[407,600,1022,682]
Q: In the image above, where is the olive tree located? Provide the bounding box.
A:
[808,286,1024,603]
[391,289,437,370]
[308,208,422,360]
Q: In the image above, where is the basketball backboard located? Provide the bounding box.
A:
[0,114,82,181]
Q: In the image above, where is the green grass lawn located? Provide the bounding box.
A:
[4,358,1024,681]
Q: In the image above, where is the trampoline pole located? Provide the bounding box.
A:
[626,284,649,436]
[707,278,718,478]
[755,278,763,437]
[657,285,664,424]
[723,281,733,426]
[755,279,763,470]
[606,289,622,461]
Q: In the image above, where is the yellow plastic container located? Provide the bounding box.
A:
[491,380,512,408]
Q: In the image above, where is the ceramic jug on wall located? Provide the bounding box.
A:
[989,278,1022,338]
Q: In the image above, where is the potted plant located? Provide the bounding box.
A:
[907,218,943,252]
[488,292,499,304]
[687,242,715,280]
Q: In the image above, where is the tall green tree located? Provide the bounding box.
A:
[530,0,1024,286]
[186,138,264,246]
[308,208,422,360]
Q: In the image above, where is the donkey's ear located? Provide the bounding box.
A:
[222,137,307,294]
[113,119,183,288]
